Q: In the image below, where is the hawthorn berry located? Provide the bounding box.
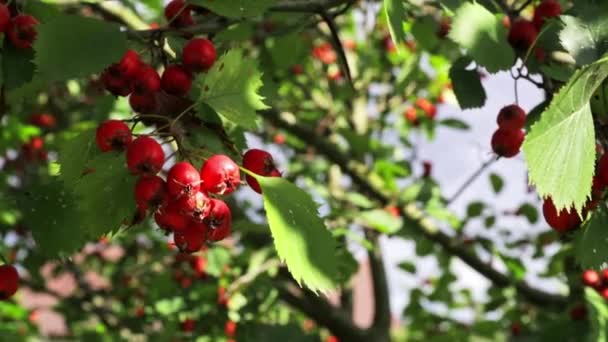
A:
[0,4,9,33]
[190,255,207,277]
[155,203,189,231]
[126,136,165,175]
[29,113,56,129]
[598,153,608,187]
[180,318,196,332]
[129,93,157,114]
[167,161,201,198]
[21,136,46,161]
[134,175,167,210]
[312,43,337,64]
[542,197,582,233]
[161,65,192,96]
[101,65,133,97]
[243,149,281,194]
[533,0,561,29]
[415,98,437,119]
[164,0,194,28]
[133,65,161,94]
[602,269,608,283]
[601,288,608,301]
[422,161,433,178]
[491,128,524,158]
[404,107,419,126]
[96,120,132,152]
[200,155,241,195]
[570,304,587,321]
[497,105,526,131]
[174,191,210,221]
[205,199,232,242]
[182,38,216,73]
[118,50,143,78]
[174,222,207,253]
[508,20,538,51]
[291,64,304,75]
[0,264,19,300]
[582,269,601,288]
[225,320,237,337]
[7,15,39,49]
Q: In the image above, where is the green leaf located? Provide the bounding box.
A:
[489,173,504,194]
[411,16,440,51]
[57,128,99,184]
[448,2,514,73]
[384,0,407,51]
[517,203,539,224]
[197,49,267,129]
[500,255,526,280]
[2,43,35,90]
[484,215,496,228]
[587,287,608,342]
[33,14,128,81]
[357,209,403,234]
[257,176,338,293]
[449,57,486,109]
[205,247,231,277]
[560,6,608,66]
[190,0,277,18]
[523,60,608,213]
[74,153,136,239]
[439,118,471,130]
[466,201,485,217]
[575,206,608,270]
[398,261,416,273]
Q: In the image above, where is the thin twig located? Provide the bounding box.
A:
[447,156,498,205]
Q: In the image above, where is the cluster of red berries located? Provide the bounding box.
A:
[0,4,38,49]
[508,0,561,52]
[404,98,438,126]
[20,112,57,163]
[582,269,608,300]
[491,104,526,158]
[95,120,282,253]
[101,39,215,113]
[0,264,19,300]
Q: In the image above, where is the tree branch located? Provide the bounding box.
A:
[367,233,391,341]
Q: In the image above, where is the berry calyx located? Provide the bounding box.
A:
[204,199,231,242]
[126,136,165,175]
[508,20,538,51]
[96,120,132,152]
[165,0,194,28]
[133,65,161,94]
[243,149,281,194]
[161,65,192,96]
[491,128,524,158]
[582,269,601,288]
[7,15,39,49]
[167,162,201,198]
[542,197,582,233]
[533,0,561,29]
[174,191,210,221]
[174,222,207,253]
[129,93,157,114]
[200,155,241,195]
[182,38,216,73]
[497,104,526,131]
[155,203,189,231]
[0,264,19,300]
[134,175,167,210]
[0,4,10,33]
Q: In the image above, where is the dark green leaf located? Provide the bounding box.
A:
[489,173,503,193]
[449,57,486,108]
[575,206,608,270]
[384,0,407,52]
[466,201,485,217]
[190,0,278,18]
[517,203,539,224]
[57,128,99,184]
[439,118,471,130]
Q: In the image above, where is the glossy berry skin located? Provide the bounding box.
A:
[182,38,216,73]
[126,136,165,175]
[155,203,189,231]
[225,320,237,337]
[508,20,538,51]
[204,199,232,242]
[118,50,142,78]
[167,162,201,198]
[0,4,10,33]
[161,65,192,96]
[542,197,582,233]
[134,175,167,210]
[190,256,206,277]
[491,128,524,158]
[404,107,419,126]
[243,149,280,194]
[165,0,194,28]
[533,0,561,29]
[175,191,210,221]
[174,222,207,253]
[101,64,133,97]
[180,318,196,332]
[200,155,241,195]
[582,270,601,288]
[29,113,56,129]
[7,15,39,49]
[96,120,132,152]
[0,264,19,300]
[129,93,157,114]
[597,153,608,188]
[133,65,161,94]
[601,288,608,301]
[415,98,437,119]
[497,105,526,131]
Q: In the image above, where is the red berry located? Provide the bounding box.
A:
[570,304,587,321]
[415,98,437,119]
[422,161,432,178]
[0,4,9,33]
[126,136,165,175]
[601,288,608,300]
[101,64,133,97]
[312,43,336,64]
[291,64,304,75]
[154,203,189,231]
[134,175,167,210]
[597,154,608,188]
[7,15,39,49]
[601,269,608,283]
[96,120,132,152]
[190,255,206,277]
[204,199,231,242]
[510,322,522,336]
[491,128,524,158]
[174,191,210,221]
[21,137,47,161]
[182,38,216,73]
[542,197,582,233]
[497,105,526,131]
[404,107,419,126]
[167,162,201,198]
[29,113,56,129]
[508,20,538,51]
[161,65,192,96]
[0,264,19,300]
[180,318,196,332]
[582,270,601,288]
[174,222,207,253]
[533,0,561,29]
[129,93,157,114]
[225,320,237,337]
[133,65,161,94]
[243,149,280,194]
[164,0,194,28]
[200,155,241,195]
[118,49,142,78]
